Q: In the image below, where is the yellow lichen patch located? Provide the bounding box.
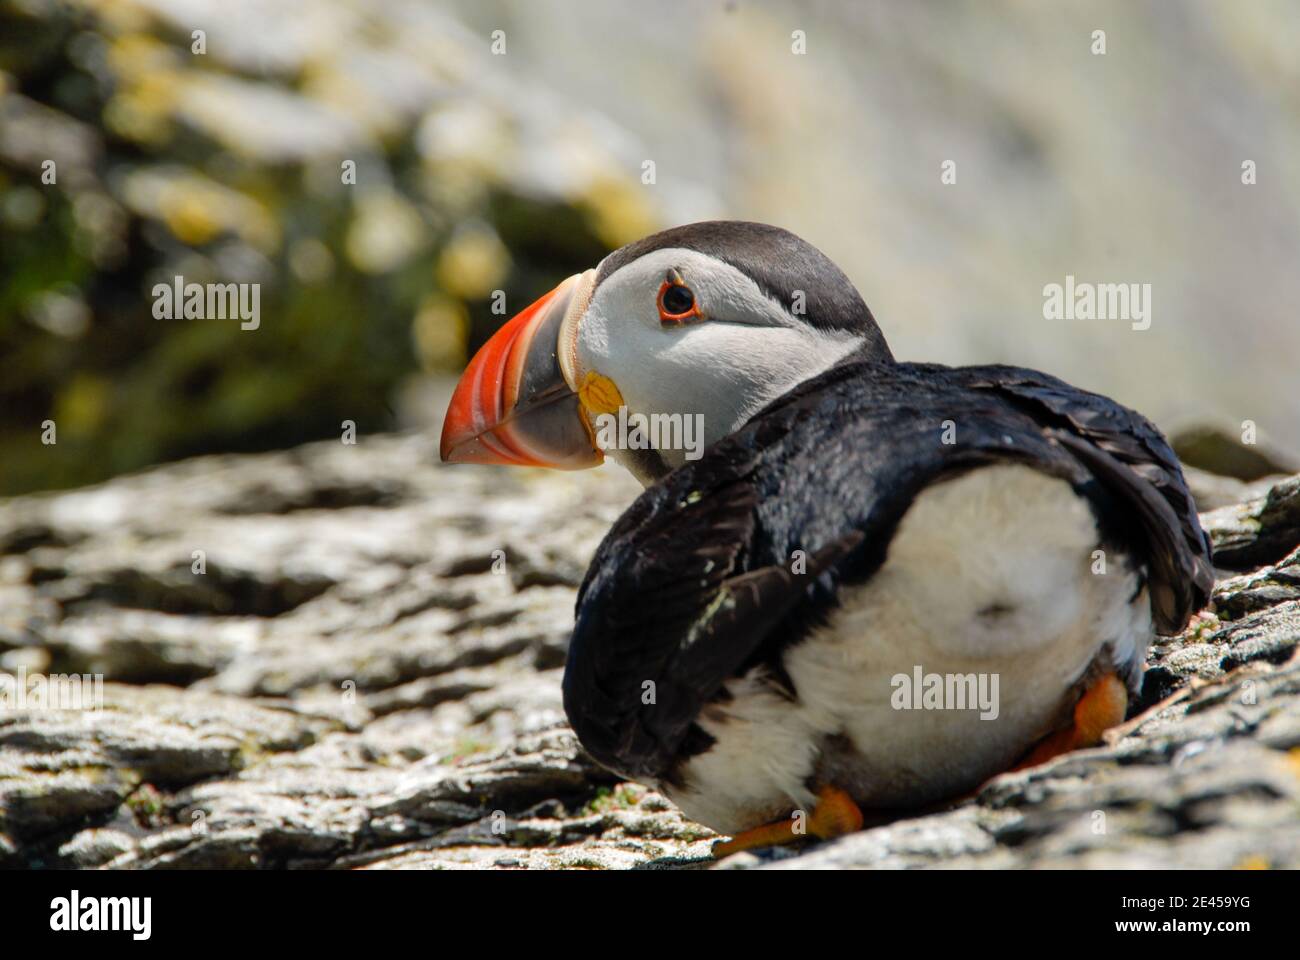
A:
[580,175,660,250]
[163,192,222,246]
[105,33,178,82]
[102,34,184,145]
[88,0,154,34]
[121,167,279,251]
[578,371,624,418]
[412,295,469,371]
[346,189,425,274]
[1234,855,1271,870]
[435,223,510,300]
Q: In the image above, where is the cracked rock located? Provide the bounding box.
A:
[2,432,1299,869]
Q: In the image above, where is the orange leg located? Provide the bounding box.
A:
[1010,671,1128,771]
[713,785,864,858]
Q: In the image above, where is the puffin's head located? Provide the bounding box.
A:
[439,221,893,485]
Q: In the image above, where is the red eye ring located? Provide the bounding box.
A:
[657,281,700,324]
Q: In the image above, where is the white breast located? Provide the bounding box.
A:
[664,463,1151,835]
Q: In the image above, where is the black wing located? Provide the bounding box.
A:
[957,364,1216,632]
[563,360,1214,782]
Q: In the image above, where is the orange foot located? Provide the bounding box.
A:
[1010,671,1128,772]
[712,785,864,858]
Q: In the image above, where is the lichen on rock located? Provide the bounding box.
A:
[2,431,1299,869]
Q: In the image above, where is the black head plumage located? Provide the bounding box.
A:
[596,220,894,362]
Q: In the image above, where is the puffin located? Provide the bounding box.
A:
[439,221,1214,855]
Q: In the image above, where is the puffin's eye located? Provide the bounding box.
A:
[662,285,693,314]
[657,281,698,323]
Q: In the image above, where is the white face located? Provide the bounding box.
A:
[565,247,864,482]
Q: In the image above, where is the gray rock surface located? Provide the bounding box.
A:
[2,433,1298,869]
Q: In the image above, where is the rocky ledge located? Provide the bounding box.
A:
[1,434,1298,869]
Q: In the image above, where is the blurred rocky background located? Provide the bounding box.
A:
[1,0,1297,496]
[0,0,691,494]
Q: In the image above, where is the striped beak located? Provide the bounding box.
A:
[439,270,602,469]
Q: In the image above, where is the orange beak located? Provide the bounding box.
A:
[439,271,602,469]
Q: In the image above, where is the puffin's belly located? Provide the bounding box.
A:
[665,464,1151,835]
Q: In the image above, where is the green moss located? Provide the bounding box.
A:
[440,736,493,765]
[125,783,166,827]
[583,783,645,815]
